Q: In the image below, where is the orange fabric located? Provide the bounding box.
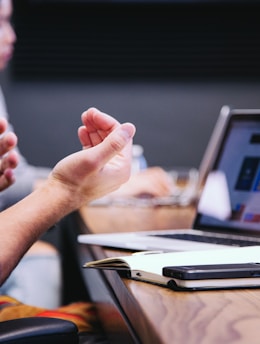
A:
[0,295,101,333]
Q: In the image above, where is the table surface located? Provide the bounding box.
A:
[78,204,260,344]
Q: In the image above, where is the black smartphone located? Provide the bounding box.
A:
[163,263,260,280]
[162,263,260,290]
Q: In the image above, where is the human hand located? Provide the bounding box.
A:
[111,166,173,198]
[0,118,18,191]
[50,108,136,208]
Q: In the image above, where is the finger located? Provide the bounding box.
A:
[78,126,91,148]
[0,169,15,191]
[0,151,19,172]
[81,107,120,132]
[78,123,106,148]
[0,132,18,155]
[0,118,7,135]
[87,122,136,168]
[78,125,110,148]
[82,108,121,146]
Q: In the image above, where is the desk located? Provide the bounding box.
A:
[74,205,260,344]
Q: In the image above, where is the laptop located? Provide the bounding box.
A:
[78,106,260,252]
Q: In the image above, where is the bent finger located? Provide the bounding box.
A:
[0,151,19,172]
[0,132,18,155]
[0,169,15,191]
[0,118,7,135]
[81,107,120,132]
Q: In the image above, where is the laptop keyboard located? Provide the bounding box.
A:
[152,233,260,247]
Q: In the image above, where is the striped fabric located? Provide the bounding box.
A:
[0,295,101,333]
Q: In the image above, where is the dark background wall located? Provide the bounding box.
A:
[2,0,260,169]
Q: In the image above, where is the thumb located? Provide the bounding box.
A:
[91,122,136,166]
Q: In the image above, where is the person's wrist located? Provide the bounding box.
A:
[39,178,82,215]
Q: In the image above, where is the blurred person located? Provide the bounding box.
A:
[0,0,172,308]
[0,0,51,210]
[0,0,63,307]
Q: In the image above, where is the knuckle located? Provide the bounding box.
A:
[109,137,123,153]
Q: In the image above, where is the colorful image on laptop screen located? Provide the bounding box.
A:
[198,114,260,233]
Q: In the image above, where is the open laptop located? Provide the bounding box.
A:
[78,106,260,252]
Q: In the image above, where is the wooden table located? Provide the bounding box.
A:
[74,204,260,344]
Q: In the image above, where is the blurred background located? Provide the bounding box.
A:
[2,0,260,169]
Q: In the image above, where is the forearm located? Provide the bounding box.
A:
[0,180,77,285]
[0,108,135,285]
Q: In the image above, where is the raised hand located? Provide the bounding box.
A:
[0,118,18,191]
[51,108,136,206]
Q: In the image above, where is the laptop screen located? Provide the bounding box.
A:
[195,112,260,236]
